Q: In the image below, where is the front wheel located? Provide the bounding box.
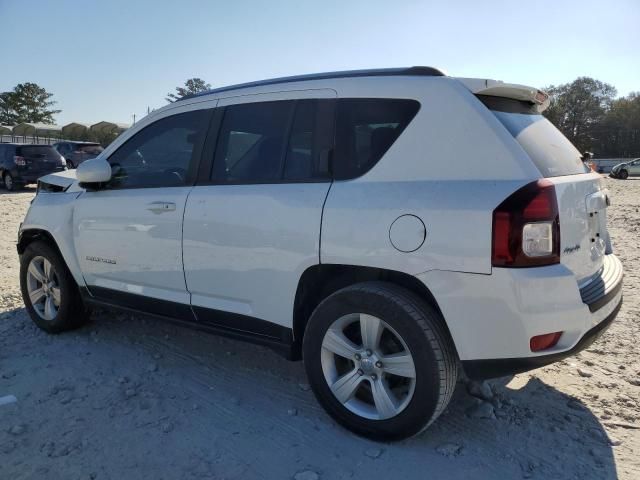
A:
[20,241,88,333]
[619,169,629,179]
[303,282,458,441]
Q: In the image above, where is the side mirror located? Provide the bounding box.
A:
[76,158,112,185]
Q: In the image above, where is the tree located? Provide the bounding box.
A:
[543,77,617,154]
[166,78,211,103]
[595,92,640,157]
[0,83,61,125]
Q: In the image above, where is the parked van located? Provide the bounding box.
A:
[17,67,623,440]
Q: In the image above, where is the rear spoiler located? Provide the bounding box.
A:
[456,78,551,113]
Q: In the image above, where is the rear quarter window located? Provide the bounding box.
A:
[333,99,420,180]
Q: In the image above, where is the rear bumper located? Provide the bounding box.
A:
[462,295,622,379]
[580,254,623,313]
[13,167,66,183]
[416,253,624,379]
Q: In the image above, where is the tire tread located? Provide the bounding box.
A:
[346,282,458,432]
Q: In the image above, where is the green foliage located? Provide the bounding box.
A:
[543,77,617,154]
[0,83,61,125]
[543,77,639,157]
[595,92,640,157]
[166,78,211,103]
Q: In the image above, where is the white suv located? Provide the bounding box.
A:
[18,67,623,440]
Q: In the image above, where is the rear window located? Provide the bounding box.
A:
[480,96,588,177]
[16,146,59,158]
[75,144,104,154]
[333,99,420,180]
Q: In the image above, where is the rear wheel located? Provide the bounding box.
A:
[303,282,458,440]
[619,169,629,179]
[20,241,88,333]
[4,172,17,191]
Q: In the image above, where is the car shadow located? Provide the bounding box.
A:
[0,306,619,480]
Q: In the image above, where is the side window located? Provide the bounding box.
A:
[107,110,208,189]
[212,101,293,183]
[333,99,420,180]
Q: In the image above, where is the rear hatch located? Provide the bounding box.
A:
[16,145,66,176]
[479,93,609,285]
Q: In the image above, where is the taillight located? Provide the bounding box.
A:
[492,179,560,267]
[14,155,26,166]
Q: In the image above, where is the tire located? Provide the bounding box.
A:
[4,172,16,191]
[20,240,88,333]
[619,169,629,180]
[303,281,458,441]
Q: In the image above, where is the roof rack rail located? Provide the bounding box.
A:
[178,66,446,101]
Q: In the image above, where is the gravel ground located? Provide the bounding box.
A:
[0,179,638,480]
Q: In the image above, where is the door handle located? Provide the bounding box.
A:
[146,201,176,213]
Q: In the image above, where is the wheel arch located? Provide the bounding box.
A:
[18,228,85,288]
[291,264,457,360]
[18,228,61,255]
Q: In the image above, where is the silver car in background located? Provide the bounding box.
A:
[610,158,640,179]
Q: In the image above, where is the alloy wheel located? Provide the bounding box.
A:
[320,313,417,420]
[26,256,61,321]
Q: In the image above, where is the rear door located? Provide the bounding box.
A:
[182,90,336,334]
[489,105,608,284]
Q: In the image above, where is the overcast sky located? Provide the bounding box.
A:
[1,0,638,126]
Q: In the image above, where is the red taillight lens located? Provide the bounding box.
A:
[530,332,562,352]
[14,155,26,166]
[492,179,560,267]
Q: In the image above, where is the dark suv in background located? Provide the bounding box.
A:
[53,141,104,168]
[0,144,67,190]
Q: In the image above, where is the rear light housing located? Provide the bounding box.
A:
[492,179,560,267]
[14,155,26,166]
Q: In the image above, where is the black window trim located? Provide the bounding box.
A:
[100,108,215,191]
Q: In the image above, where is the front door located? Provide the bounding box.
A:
[73,107,211,315]
[183,92,336,337]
